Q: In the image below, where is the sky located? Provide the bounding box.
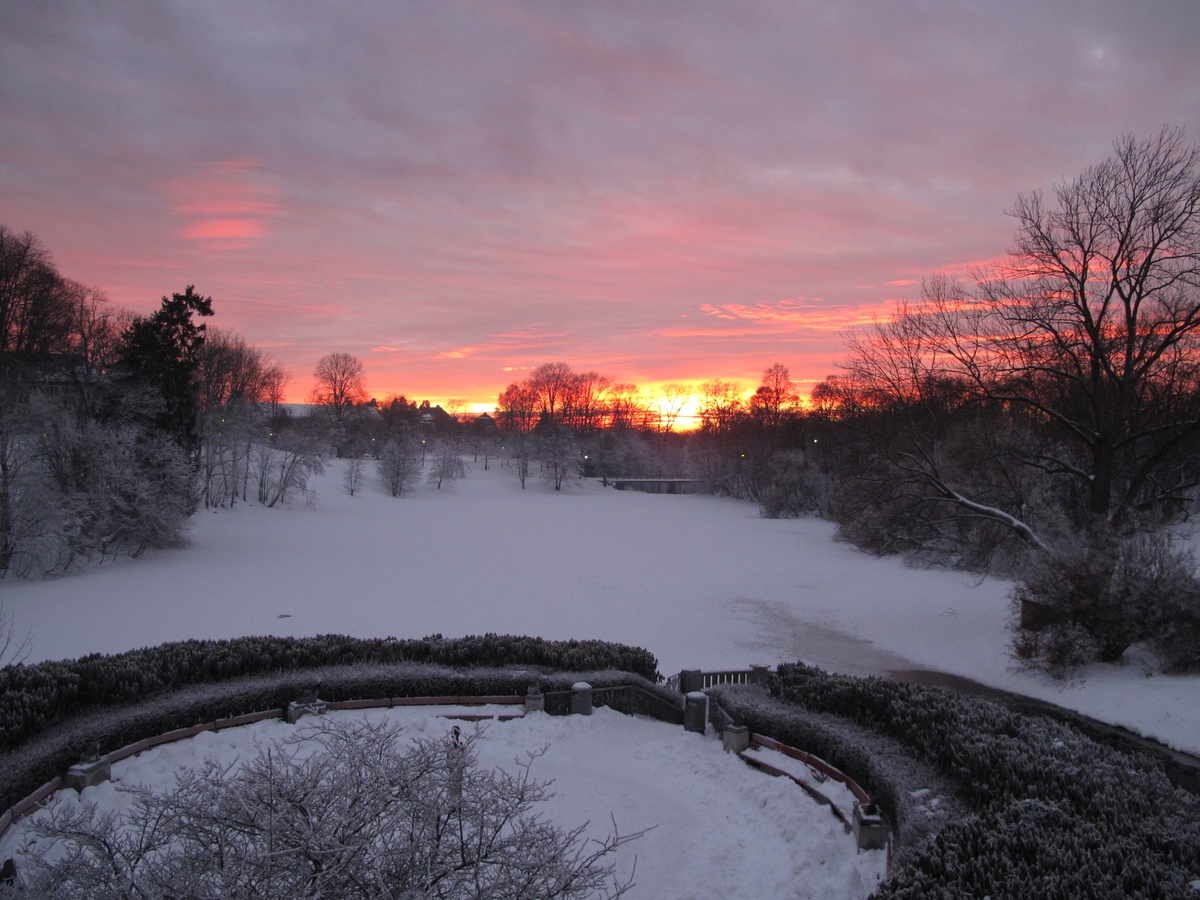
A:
[2,2,1199,409]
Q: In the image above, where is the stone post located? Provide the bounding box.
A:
[684,691,707,733]
[525,684,545,713]
[679,669,704,693]
[447,726,464,807]
[852,802,889,851]
[287,697,328,724]
[572,682,593,716]
[65,743,111,792]
[723,724,750,753]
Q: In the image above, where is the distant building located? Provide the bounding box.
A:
[473,412,499,432]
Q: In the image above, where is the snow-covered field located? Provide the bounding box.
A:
[0,705,888,900]
[4,461,1198,754]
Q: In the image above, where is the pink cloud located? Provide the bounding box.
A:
[182,219,266,240]
[164,160,280,246]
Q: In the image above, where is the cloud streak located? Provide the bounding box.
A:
[0,1,1197,403]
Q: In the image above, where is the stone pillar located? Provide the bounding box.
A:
[749,664,770,687]
[723,724,750,753]
[572,682,593,716]
[447,726,465,806]
[679,669,704,694]
[684,691,707,733]
[852,802,889,851]
[65,756,111,792]
[525,684,545,713]
[287,697,328,724]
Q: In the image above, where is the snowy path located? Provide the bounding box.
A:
[4,461,1198,755]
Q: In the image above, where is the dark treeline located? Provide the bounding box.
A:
[489,360,814,500]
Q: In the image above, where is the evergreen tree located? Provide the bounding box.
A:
[118,286,213,454]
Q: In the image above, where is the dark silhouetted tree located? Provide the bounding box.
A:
[118,285,213,454]
[310,352,367,423]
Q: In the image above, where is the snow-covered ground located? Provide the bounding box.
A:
[0,705,888,900]
[3,461,1198,754]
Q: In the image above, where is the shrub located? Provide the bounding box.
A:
[0,664,673,814]
[770,662,1200,899]
[1011,531,1200,673]
[758,450,829,518]
[0,634,660,752]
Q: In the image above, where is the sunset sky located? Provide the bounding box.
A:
[2,2,1199,409]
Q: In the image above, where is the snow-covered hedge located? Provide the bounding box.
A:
[769,663,1200,899]
[0,660,675,815]
[0,634,660,752]
[707,685,905,837]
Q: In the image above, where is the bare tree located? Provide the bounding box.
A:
[253,429,324,507]
[750,364,798,446]
[528,362,574,424]
[698,379,743,435]
[195,329,275,508]
[343,457,365,495]
[309,352,367,423]
[539,425,581,491]
[844,130,1200,553]
[10,719,640,899]
[262,361,290,421]
[563,372,613,432]
[507,432,535,488]
[607,383,650,430]
[0,596,30,666]
[655,382,693,434]
[497,382,539,434]
[428,438,467,488]
[376,431,423,497]
[0,227,75,360]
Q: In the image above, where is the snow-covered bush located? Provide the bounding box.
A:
[1,400,193,578]
[758,450,829,518]
[538,425,581,491]
[376,433,422,496]
[343,456,365,495]
[251,431,324,507]
[5,719,638,899]
[427,437,468,489]
[1011,532,1200,674]
[768,662,1200,899]
[0,635,660,754]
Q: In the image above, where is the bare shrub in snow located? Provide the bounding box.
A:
[507,432,534,489]
[538,425,581,491]
[1011,531,1200,675]
[252,431,324,508]
[0,597,30,667]
[195,328,282,509]
[758,450,829,518]
[5,720,639,899]
[40,416,194,560]
[1,395,193,577]
[428,438,467,489]
[343,456,365,495]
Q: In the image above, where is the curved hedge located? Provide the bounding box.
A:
[770,662,1200,900]
[0,662,675,813]
[0,634,659,752]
